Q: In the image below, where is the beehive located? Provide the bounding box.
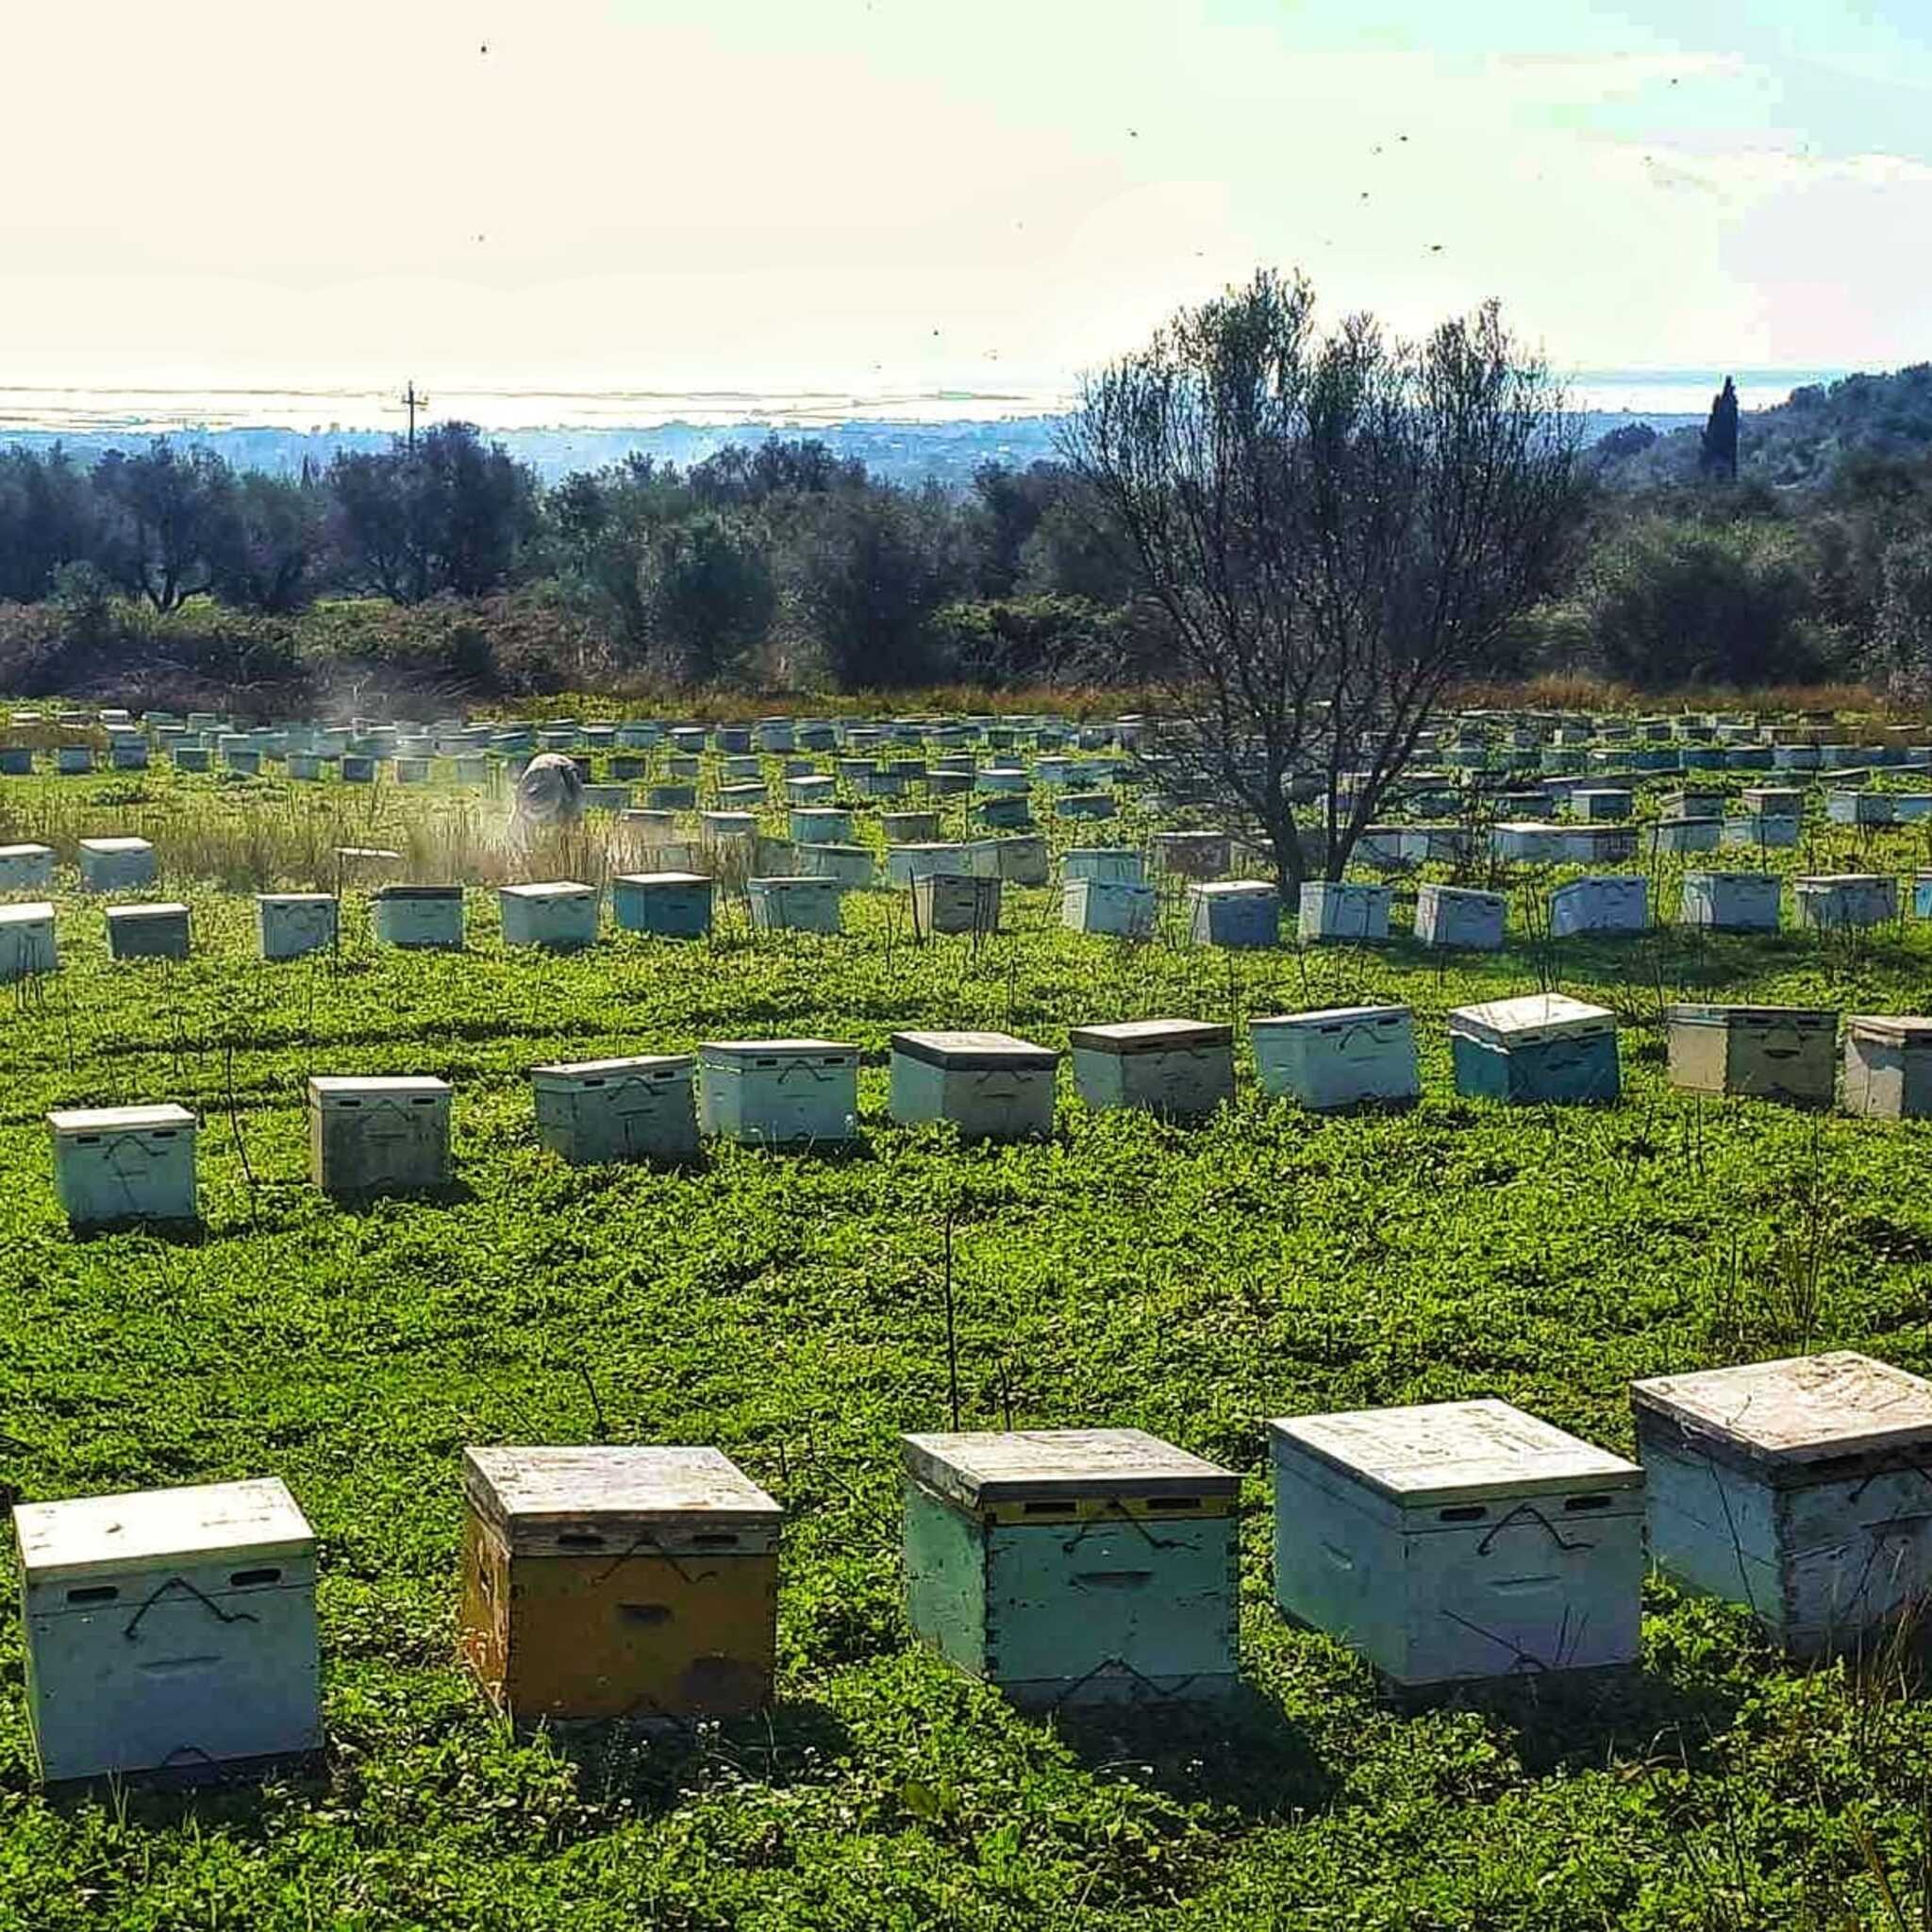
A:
[911,871,1001,935]
[105,903,190,961]
[1058,791,1118,821]
[698,1040,859,1147]
[1061,876,1156,937]
[1251,1005,1420,1110]
[1569,789,1633,821]
[0,747,32,774]
[1794,874,1896,932]
[747,875,843,934]
[1653,815,1723,853]
[1062,847,1143,885]
[1447,993,1620,1104]
[1150,830,1230,877]
[1490,821,1564,863]
[1723,811,1801,849]
[499,881,600,950]
[1631,1353,1932,1656]
[0,901,56,981]
[789,807,852,842]
[646,783,695,810]
[611,872,712,939]
[0,841,52,894]
[529,1055,700,1165]
[48,1104,197,1226]
[889,1030,1058,1140]
[1665,1004,1838,1105]
[1069,1019,1233,1119]
[15,1477,319,1784]
[77,837,156,893]
[55,746,93,774]
[1297,881,1392,943]
[976,795,1034,829]
[1188,881,1279,947]
[372,884,465,949]
[881,810,941,843]
[1678,871,1780,932]
[257,893,338,961]
[901,1428,1240,1707]
[886,841,971,887]
[1413,883,1506,950]
[1548,874,1647,938]
[307,1076,453,1195]
[1270,1401,1643,1689]
[1827,789,1894,825]
[993,834,1050,885]
[1841,1016,1932,1119]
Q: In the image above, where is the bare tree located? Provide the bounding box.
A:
[1061,270,1587,892]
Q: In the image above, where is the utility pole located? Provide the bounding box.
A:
[399,380,428,450]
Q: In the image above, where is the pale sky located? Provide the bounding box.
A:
[2,0,1927,408]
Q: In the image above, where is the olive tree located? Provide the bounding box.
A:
[1062,270,1587,891]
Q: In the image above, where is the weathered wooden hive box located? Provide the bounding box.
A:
[974,765,1030,794]
[900,1427,1240,1707]
[698,1040,859,1147]
[1827,789,1894,825]
[611,872,713,939]
[1794,874,1896,931]
[976,793,1034,829]
[15,1476,318,1784]
[55,746,94,774]
[1058,791,1118,821]
[1653,815,1723,853]
[756,719,795,753]
[1630,1352,1932,1656]
[1678,870,1780,932]
[580,782,631,813]
[789,807,853,843]
[1062,876,1156,937]
[1843,1015,1932,1118]
[889,1030,1058,1140]
[458,1445,779,1724]
[0,901,57,981]
[48,1103,197,1226]
[1447,993,1620,1104]
[1723,811,1801,849]
[1414,883,1506,950]
[308,1075,452,1195]
[105,902,190,961]
[1251,1005,1420,1110]
[1150,830,1230,878]
[1297,881,1392,943]
[912,871,1001,935]
[0,843,55,891]
[1741,786,1805,816]
[1270,1400,1642,1689]
[1664,1004,1838,1105]
[747,875,843,934]
[372,884,465,949]
[1067,1019,1231,1119]
[881,810,941,844]
[1549,874,1647,938]
[1490,821,1565,863]
[1188,881,1278,948]
[530,1054,700,1165]
[1559,824,1639,864]
[257,892,338,961]
[285,751,322,781]
[1569,789,1633,821]
[992,834,1050,885]
[796,842,876,890]
[1062,846,1144,886]
[77,836,156,894]
[646,782,695,810]
[669,725,708,754]
[887,841,971,887]
[715,782,766,812]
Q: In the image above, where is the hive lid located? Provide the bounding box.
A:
[530,1053,694,1081]
[1191,880,1275,899]
[107,902,189,918]
[890,1029,1058,1070]
[613,872,711,887]
[900,1427,1237,1508]
[308,1074,451,1100]
[373,883,462,900]
[15,1476,313,1584]
[1251,1004,1410,1033]
[47,1102,195,1135]
[258,891,336,906]
[700,1038,857,1059]
[1270,1399,1641,1506]
[501,880,595,900]
[1068,1019,1231,1055]
[1664,1003,1838,1028]
[1631,1352,1932,1474]
[0,843,53,858]
[463,1445,780,1546]
[78,837,153,854]
[1447,992,1614,1046]
[749,874,839,889]
[1795,874,1890,889]
[1849,1014,1932,1047]
[0,901,54,924]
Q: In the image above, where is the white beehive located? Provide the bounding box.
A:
[993,834,1050,885]
[747,875,843,934]
[911,871,1001,936]
[698,1040,859,1148]
[1061,847,1144,885]
[1251,1005,1420,1110]
[1061,876,1156,937]
[1664,1004,1838,1105]
[1413,883,1506,950]
[1678,871,1780,932]
[256,893,338,961]
[77,837,157,894]
[1297,881,1392,943]
[1842,1015,1932,1118]
[307,1076,453,1195]
[1490,821,1565,863]
[105,903,191,960]
[1794,874,1896,932]
[14,1477,319,1783]
[1069,1019,1234,1119]
[889,1030,1058,1141]
[1548,874,1647,938]
[372,885,465,949]
[1271,1400,1643,1688]
[1652,816,1723,853]
[48,1104,197,1226]
[0,843,55,891]
[499,881,600,950]
[1631,1353,1932,1656]
[610,872,713,939]
[0,901,57,981]
[886,842,971,887]
[529,1055,700,1164]
[1188,881,1279,947]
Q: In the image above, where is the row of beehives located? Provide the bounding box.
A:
[42,996,1932,1229]
[14,1349,1930,1785]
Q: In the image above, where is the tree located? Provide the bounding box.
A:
[1700,376,1740,481]
[1875,528,1932,696]
[92,440,236,610]
[208,471,325,612]
[1061,269,1586,891]
[0,446,98,603]
[641,510,777,682]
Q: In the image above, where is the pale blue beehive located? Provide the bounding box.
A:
[1548,874,1648,938]
[1270,1399,1643,1689]
[372,884,464,950]
[647,783,695,810]
[991,835,1049,885]
[1297,881,1391,943]
[698,1039,859,1148]
[747,875,843,935]
[888,1030,1058,1141]
[0,843,55,891]
[1070,1019,1234,1120]
[55,746,94,775]
[1794,874,1896,932]
[15,1477,318,1784]
[786,774,837,808]
[1631,1353,1932,1657]
[48,1104,197,1226]
[1826,789,1894,825]
[910,871,1000,936]
[499,881,600,950]
[1843,1015,1932,1118]
[1653,815,1723,853]
[1251,1005,1419,1110]
[1677,871,1780,933]
[1062,847,1144,886]
[1061,876,1155,938]
[1490,821,1565,863]
[1723,812,1801,850]
[307,1075,453,1196]
[611,871,712,939]
[106,903,190,961]
[796,843,876,890]
[901,1427,1240,1707]
[887,842,971,887]
[77,837,157,894]
[976,795,1033,829]
[0,902,56,982]
[790,808,852,843]
[257,892,338,961]
[1150,830,1231,879]
[1058,791,1118,821]
[1414,883,1506,950]
[529,1054,699,1165]
[0,747,32,775]
[1188,881,1278,948]
[1447,992,1619,1104]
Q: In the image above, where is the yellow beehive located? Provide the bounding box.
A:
[458,1445,780,1723]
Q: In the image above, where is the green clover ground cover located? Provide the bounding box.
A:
[2,766,1932,1925]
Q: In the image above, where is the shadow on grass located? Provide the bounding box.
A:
[327,1180,481,1215]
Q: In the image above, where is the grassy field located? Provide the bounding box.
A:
[5,760,1932,1927]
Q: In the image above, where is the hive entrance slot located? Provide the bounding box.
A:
[66,1584,118,1605]
[230,1567,282,1587]
[558,1531,606,1550]
[1563,1494,1612,1514]
[618,1603,672,1624]
[1023,1499,1076,1515]
[1439,1506,1487,1524]
[1074,1570,1154,1590]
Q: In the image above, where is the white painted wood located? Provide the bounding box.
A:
[902,1428,1238,1509]
[1251,1006,1419,1108]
